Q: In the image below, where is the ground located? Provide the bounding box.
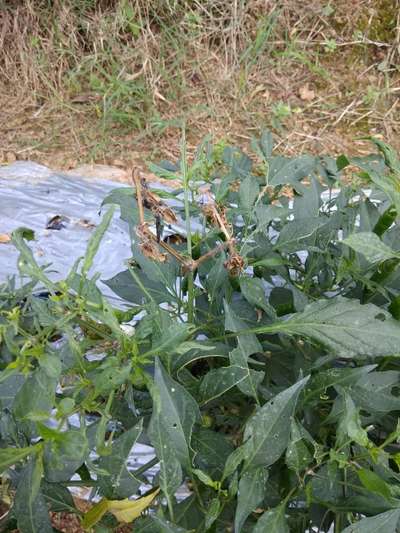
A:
[0,0,399,174]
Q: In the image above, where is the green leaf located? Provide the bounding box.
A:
[255,205,286,230]
[254,297,400,358]
[275,217,327,253]
[149,359,200,468]
[337,154,350,171]
[222,446,246,481]
[81,206,115,277]
[253,503,289,533]
[192,468,215,488]
[41,481,77,513]
[102,187,141,229]
[357,469,393,501]
[192,428,234,479]
[98,420,143,498]
[103,268,174,304]
[205,498,221,530]
[0,446,37,474]
[13,367,58,421]
[341,509,400,533]
[374,205,397,236]
[361,140,400,216]
[285,420,313,474]
[243,376,309,470]
[240,277,276,316]
[337,394,369,447]
[310,462,342,504]
[269,155,316,190]
[199,365,249,404]
[14,456,53,533]
[150,515,191,532]
[92,359,132,395]
[304,365,377,403]
[205,254,229,302]
[131,244,179,291]
[224,301,262,357]
[343,232,399,263]
[147,414,182,515]
[224,299,264,400]
[173,495,203,531]
[39,353,62,379]
[371,138,400,173]
[81,498,109,529]
[252,130,274,160]
[11,228,54,289]
[260,130,274,159]
[150,320,194,362]
[234,466,268,533]
[0,373,25,409]
[229,346,264,400]
[351,371,400,413]
[239,175,259,211]
[44,427,89,482]
[293,177,322,219]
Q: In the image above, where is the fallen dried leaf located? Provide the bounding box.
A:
[46,215,68,230]
[0,233,11,244]
[299,84,315,101]
[77,219,96,229]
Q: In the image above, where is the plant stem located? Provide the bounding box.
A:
[133,456,159,477]
[181,127,195,322]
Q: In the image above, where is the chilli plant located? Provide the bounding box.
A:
[2,133,400,532]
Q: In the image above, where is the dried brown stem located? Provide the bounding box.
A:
[202,202,243,275]
[132,168,145,226]
[183,240,233,273]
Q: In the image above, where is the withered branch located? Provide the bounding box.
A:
[132,168,243,276]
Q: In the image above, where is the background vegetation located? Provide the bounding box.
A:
[0,0,399,168]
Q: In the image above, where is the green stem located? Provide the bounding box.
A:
[190,476,205,510]
[181,128,195,322]
[133,456,159,477]
[61,480,97,487]
[334,513,343,533]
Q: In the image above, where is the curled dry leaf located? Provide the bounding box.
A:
[163,233,185,245]
[202,204,230,234]
[136,223,167,262]
[142,184,177,225]
[224,252,245,277]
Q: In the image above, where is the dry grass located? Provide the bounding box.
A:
[0,0,399,171]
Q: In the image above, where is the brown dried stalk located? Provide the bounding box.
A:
[132,167,177,225]
[132,168,145,225]
[202,201,244,276]
[182,240,233,274]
